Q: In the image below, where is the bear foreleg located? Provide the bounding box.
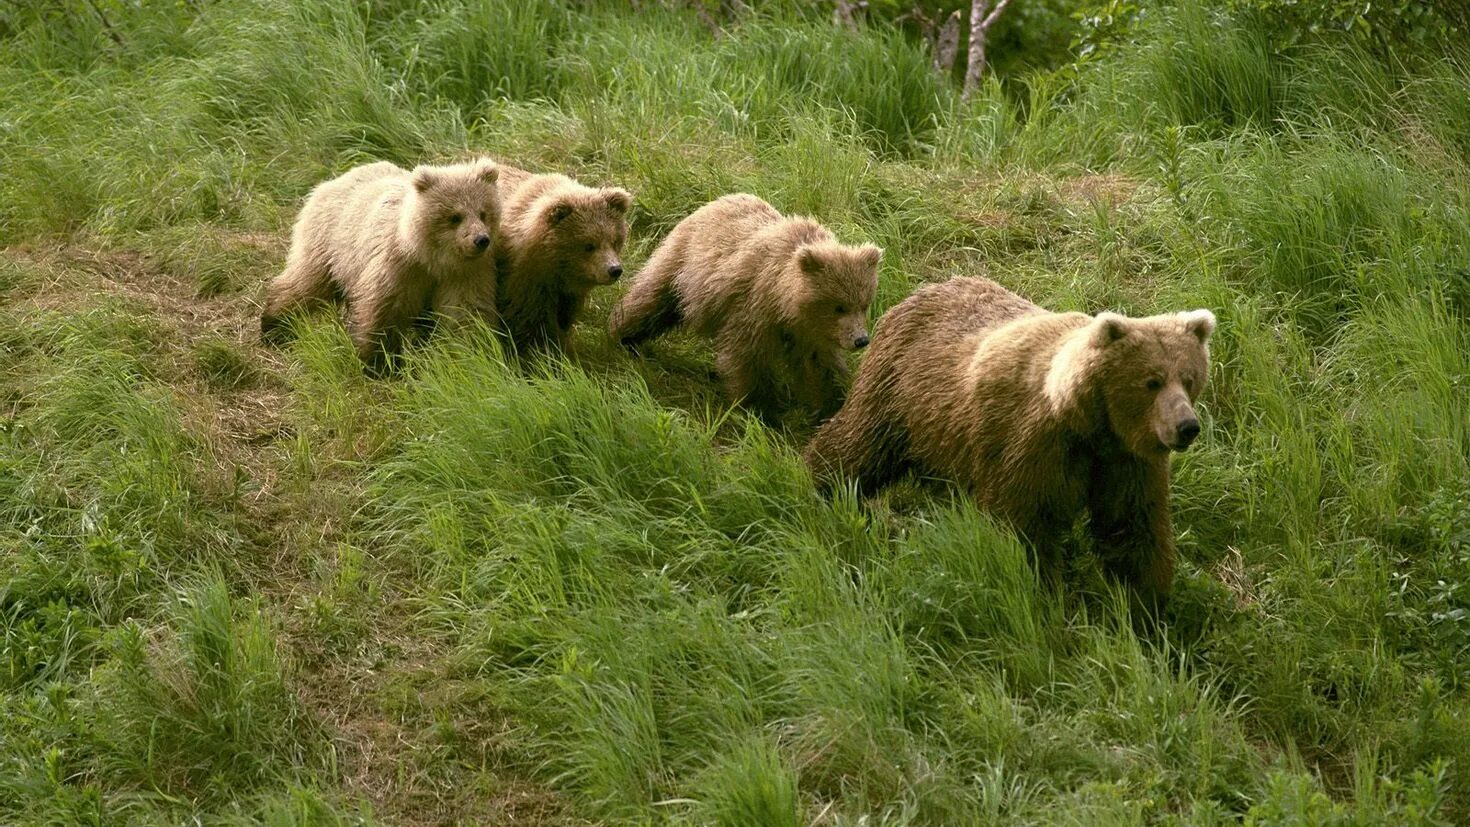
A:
[345,265,429,375]
[1088,460,1176,614]
[431,271,500,332]
[716,335,782,422]
[792,347,851,422]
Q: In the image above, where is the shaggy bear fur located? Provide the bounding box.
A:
[805,276,1215,605]
[608,193,880,421]
[260,158,502,371]
[493,165,631,354]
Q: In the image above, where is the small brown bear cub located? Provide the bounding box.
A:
[608,194,880,421]
[494,165,632,354]
[805,276,1215,610]
[260,158,502,372]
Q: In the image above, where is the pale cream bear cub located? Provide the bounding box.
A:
[261,157,502,372]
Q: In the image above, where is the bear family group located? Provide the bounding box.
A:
[260,155,1217,613]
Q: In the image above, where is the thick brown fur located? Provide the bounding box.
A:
[260,158,502,372]
[804,276,1216,606]
[493,165,631,354]
[608,194,880,421]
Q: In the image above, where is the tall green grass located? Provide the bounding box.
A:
[0,0,1467,822]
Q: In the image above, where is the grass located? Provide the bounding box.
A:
[1,0,1467,823]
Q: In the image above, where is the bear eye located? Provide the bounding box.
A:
[1183,377,1196,393]
[478,211,486,222]
[449,213,463,226]
[835,304,848,315]
[1145,378,1163,391]
[584,243,596,253]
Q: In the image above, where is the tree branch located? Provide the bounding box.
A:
[980,0,1013,32]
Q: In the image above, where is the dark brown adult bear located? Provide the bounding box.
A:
[805,276,1216,606]
[608,193,880,421]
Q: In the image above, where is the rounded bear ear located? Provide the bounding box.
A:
[474,159,499,183]
[857,244,883,268]
[796,245,825,276]
[1180,309,1216,343]
[411,167,438,193]
[548,201,575,224]
[602,188,632,214]
[1089,312,1130,347]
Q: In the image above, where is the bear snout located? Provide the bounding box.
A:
[608,264,624,281]
[853,334,870,349]
[1174,419,1201,450]
[474,234,491,251]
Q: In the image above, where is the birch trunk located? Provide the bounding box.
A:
[963,0,1013,100]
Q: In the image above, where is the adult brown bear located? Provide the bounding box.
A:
[806,276,1216,608]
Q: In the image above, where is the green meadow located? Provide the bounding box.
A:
[1,1,1467,823]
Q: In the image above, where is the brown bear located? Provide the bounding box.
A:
[493,165,632,354]
[804,276,1215,606]
[260,157,502,372]
[607,193,880,421]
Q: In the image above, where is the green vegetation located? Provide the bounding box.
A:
[2,1,1467,823]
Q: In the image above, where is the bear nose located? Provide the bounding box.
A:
[853,335,870,349]
[1176,419,1200,448]
[608,264,623,281]
[474,234,490,251]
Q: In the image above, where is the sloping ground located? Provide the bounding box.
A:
[2,1,1469,824]
[0,238,590,824]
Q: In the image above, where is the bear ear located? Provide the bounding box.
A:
[1181,309,1216,344]
[547,200,575,224]
[602,188,632,214]
[857,244,883,268]
[475,158,499,183]
[411,167,438,193]
[796,245,825,276]
[1089,312,1130,347]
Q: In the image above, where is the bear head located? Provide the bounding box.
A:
[1047,309,1216,457]
[405,157,501,269]
[790,241,882,350]
[534,186,632,287]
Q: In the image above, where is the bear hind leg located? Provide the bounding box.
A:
[261,251,336,344]
[608,270,683,352]
[803,404,910,497]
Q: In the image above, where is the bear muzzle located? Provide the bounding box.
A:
[474,234,491,252]
[853,334,870,349]
[1172,419,1201,451]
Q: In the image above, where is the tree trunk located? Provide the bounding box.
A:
[963,0,1012,100]
[933,9,961,77]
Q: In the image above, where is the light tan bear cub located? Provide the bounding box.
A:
[493,165,632,354]
[260,158,502,372]
[805,276,1215,612]
[608,193,880,421]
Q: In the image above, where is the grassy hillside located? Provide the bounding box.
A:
[2,1,1468,824]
